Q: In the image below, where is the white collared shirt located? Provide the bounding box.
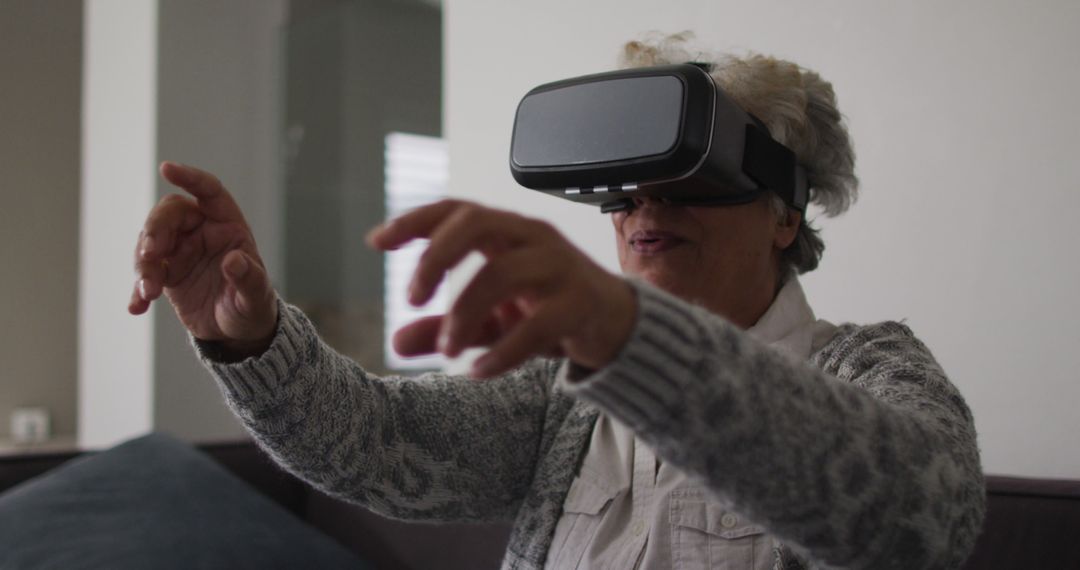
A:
[545,278,836,570]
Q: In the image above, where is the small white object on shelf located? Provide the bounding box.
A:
[11,407,51,445]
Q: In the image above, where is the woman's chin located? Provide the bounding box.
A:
[624,265,692,298]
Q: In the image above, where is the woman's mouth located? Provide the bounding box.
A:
[629,230,686,254]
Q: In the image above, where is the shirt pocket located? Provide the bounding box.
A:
[669,489,773,570]
[545,474,622,569]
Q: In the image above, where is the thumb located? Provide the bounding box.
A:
[222,250,274,320]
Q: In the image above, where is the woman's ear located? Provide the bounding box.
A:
[774,208,801,250]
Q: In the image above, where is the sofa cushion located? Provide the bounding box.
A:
[0,432,369,570]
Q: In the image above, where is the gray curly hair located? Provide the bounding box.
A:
[620,32,858,275]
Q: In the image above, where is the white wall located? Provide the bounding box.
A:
[445,0,1080,478]
[79,0,158,448]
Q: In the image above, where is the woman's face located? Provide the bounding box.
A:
[610,195,799,328]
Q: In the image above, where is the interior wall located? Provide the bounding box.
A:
[152,0,287,442]
[281,0,441,372]
[151,0,439,440]
[79,0,158,448]
[7,0,432,446]
[444,0,1080,478]
[0,1,83,440]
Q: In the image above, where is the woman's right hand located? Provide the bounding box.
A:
[128,162,278,359]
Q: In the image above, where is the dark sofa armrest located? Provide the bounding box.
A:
[196,440,309,517]
[961,474,1080,569]
[0,450,82,494]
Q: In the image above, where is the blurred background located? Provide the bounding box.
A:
[1,0,1078,479]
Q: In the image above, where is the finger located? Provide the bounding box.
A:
[439,247,552,356]
[135,222,202,299]
[392,316,444,356]
[132,249,164,295]
[470,303,568,379]
[490,302,563,358]
[220,249,273,319]
[395,313,508,357]
[159,161,247,223]
[132,245,168,302]
[128,279,150,315]
[365,199,464,251]
[156,233,202,288]
[409,206,545,305]
[128,268,167,314]
[133,195,197,301]
[493,301,525,334]
[138,194,203,262]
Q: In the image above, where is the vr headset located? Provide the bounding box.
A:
[509,63,808,214]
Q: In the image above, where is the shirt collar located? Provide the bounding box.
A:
[746,277,817,359]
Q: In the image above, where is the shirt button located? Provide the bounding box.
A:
[721,513,738,528]
[632,519,646,536]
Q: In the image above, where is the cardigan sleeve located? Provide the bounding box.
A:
[192,299,557,524]
[561,280,985,570]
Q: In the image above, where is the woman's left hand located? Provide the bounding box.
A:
[366,199,637,379]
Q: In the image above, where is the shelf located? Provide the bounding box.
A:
[0,435,81,458]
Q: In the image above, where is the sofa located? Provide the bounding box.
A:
[1,436,1077,569]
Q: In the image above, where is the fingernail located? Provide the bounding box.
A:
[437,329,450,354]
[142,236,157,257]
[138,279,148,301]
[366,222,400,251]
[408,280,423,306]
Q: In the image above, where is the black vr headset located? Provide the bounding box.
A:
[509,63,808,214]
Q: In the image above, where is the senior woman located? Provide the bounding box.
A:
[128,37,984,569]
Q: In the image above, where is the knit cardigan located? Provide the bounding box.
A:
[194,280,985,570]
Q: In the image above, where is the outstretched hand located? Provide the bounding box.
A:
[367,200,637,378]
[129,162,278,358]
